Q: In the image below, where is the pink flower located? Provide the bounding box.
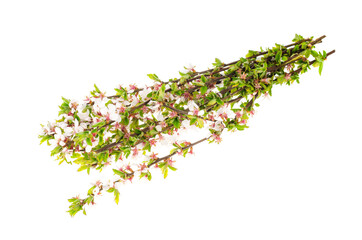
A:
[286,64,293,71]
[254,80,261,89]
[219,112,228,120]
[169,111,178,118]
[235,111,242,118]
[285,73,291,80]
[129,84,137,90]
[261,78,270,84]
[150,152,158,160]
[211,133,222,143]
[183,92,192,100]
[138,163,147,172]
[132,147,139,157]
[237,69,247,80]
[166,158,175,166]
[149,139,157,146]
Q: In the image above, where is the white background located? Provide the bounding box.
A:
[1,0,361,239]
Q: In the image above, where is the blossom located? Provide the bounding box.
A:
[169,111,178,118]
[211,133,222,143]
[237,69,247,79]
[54,127,66,146]
[132,147,139,157]
[254,80,261,89]
[261,78,270,84]
[76,104,91,121]
[139,88,152,100]
[285,73,291,80]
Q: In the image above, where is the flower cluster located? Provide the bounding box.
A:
[39,34,334,216]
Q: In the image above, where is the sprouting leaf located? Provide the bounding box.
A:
[212,58,223,67]
[113,169,126,179]
[168,165,177,171]
[275,51,282,63]
[147,74,161,82]
[94,84,101,93]
[292,34,304,42]
[196,118,204,128]
[162,165,168,179]
[319,62,323,76]
[114,189,120,205]
[77,165,89,172]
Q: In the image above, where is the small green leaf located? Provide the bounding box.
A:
[207,99,216,106]
[168,165,177,171]
[172,117,181,128]
[77,165,89,172]
[147,74,161,82]
[200,86,208,95]
[114,189,120,205]
[162,165,168,179]
[319,62,323,76]
[94,84,100,93]
[275,51,282,63]
[196,118,204,128]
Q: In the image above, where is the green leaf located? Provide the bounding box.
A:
[158,84,166,101]
[319,62,323,76]
[161,165,168,179]
[114,189,120,204]
[216,98,223,105]
[207,99,216,106]
[50,146,62,156]
[168,165,177,171]
[189,116,197,125]
[200,86,207,95]
[86,137,92,146]
[172,117,181,128]
[88,185,96,195]
[246,50,258,58]
[212,58,223,67]
[113,169,126,179]
[275,51,282,63]
[77,165,89,172]
[292,34,304,42]
[92,121,106,128]
[94,84,101,93]
[196,118,204,128]
[147,74,161,82]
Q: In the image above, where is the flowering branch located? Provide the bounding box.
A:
[39,34,335,216]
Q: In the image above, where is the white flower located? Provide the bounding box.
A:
[181,119,190,129]
[139,88,152,100]
[54,127,66,146]
[213,121,224,131]
[74,119,87,133]
[180,63,196,73]
[77,104,91,121]
[85,145,92,153]
[187,100,199,112]
[130,97,139,107]
[63,127,73,137]
[155,125,162,132]
[155,111,165,121]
